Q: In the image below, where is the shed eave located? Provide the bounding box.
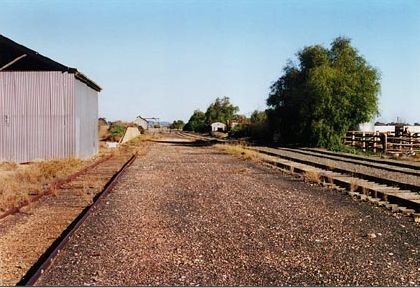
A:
[0,34,102,92]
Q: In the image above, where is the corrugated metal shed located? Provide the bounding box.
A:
[0,35,101,163]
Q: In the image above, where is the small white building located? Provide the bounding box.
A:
[211,122,226,132]
[134,116,149,131]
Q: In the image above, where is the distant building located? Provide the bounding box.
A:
[134,116,149,130]
[373,125,395,133]
[358,121,420,134]
[358,121,375,132]
[0,35,101,163]
[229,115,250,129]
[211,122,226,132]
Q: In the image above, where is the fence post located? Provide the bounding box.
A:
[362,132,366,152]
[373,131,377,153]
[383,133,387,153]
[399,134,403,152]
[409,132,413,153]
[351,131,355,147]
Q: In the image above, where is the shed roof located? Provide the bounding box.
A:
[0,34,101,92]
[211,122,226,126]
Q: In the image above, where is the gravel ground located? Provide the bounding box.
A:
[38,136,419,286]
[0,150,137,286]
[255,146,420,188]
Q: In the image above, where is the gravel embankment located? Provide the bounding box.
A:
[255,147,420,188]
[38,136,420,286]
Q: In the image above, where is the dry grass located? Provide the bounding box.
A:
[350,180,360,192]
[325,160,337,171]
[412,153,420,162]
[0,158,85,213]
[0,161,18,171]
[0,131,153,215]
[125,134,157,145]
[78,177,105,203]
[232,167,250,174]
[215,144,260,161]
[304,170,321,184]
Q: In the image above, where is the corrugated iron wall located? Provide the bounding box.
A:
[0,71,98,163]
[74,79,98,159]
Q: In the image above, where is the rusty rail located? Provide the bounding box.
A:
[19,153,137,286]
[0,154,113,221]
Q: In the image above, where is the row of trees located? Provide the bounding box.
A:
[181,37,380,149]
[183,97,239,132]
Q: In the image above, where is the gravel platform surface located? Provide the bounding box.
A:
[38,137,420,286]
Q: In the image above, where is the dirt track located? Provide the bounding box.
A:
[38,136,419,286]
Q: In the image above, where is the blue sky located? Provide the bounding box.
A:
[1,0,419,123]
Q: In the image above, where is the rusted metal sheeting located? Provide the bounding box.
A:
[0,71,76,163]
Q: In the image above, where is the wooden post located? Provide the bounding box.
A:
[399,135,403,152]
[373,131,377,153]
[362,132,366,152]
[383,133,387,153]
[351,131,355,147]
[409,132,413,153]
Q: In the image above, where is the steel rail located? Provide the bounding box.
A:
[273,147,420,177]
[19,153,138,286]
[179,132,420,191]
[250,147,420,193]
[177,132,420,216]
[303,148,420,171]
[0,154,113,221]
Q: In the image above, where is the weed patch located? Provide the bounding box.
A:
[215,144,260,161]
[0,158,85,213]
[304,170,321,184]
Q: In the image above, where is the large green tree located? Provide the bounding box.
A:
[183,110,207,132]
[204,97,239,126]
[250,110,267,124]
[267,37,380,148]
[170,120,185,130]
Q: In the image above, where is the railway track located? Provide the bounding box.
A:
[179,131,420,220]
[0,146,140,286]
[303,147,420,171]
[250,146,420,191]
[18,150,137,285]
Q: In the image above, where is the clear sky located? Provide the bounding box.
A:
[0,0,419,124]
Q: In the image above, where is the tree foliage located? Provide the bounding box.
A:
[267,37,380,148]
[170,120,185,130]
[204,97,239,126]
[183,110,207,132]
[229,110,270,142]
[184,97,240,132]
[250,110,267,124]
